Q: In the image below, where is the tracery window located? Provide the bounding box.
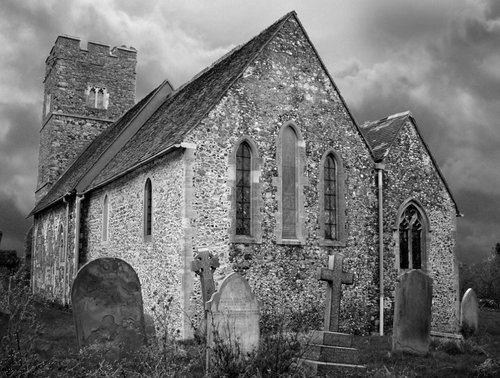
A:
[399,204,424,269]
[236,142,251,236]
[102,194,109,242]
[144,179,152,240]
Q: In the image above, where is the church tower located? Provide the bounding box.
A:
[36,35,137,202]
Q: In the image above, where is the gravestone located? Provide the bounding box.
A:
[317,253,354,332]
[191,249,220,304]
[71,257,146,360]
[392,269,433,355]
[301,254,365,373]
[205,272,260,357]
[460,288,479,337]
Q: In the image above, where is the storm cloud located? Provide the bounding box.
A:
[0,0,499,263]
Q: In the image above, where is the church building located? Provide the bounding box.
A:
[30,12,460,338]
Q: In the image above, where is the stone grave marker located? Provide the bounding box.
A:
[205,272,260,357]
[301,253,365,374]
[461,288,479,337]
[71,257,146,360]
[318,253,354,332]
[392,269,433,355]
[191,249,220,305]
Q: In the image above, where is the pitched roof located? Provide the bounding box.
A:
[359,111,410,162]
[32,12,296,215]
[360,111,460,214]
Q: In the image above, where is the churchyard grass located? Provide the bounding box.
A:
[1,271,500,377]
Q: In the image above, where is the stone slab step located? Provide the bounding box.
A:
[299,358,366,376]
[303,344,360,364]
[309,330,353,347]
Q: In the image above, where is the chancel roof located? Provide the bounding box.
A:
[32,12,298,215]
[359,111,410,162]
[360,111,460,214]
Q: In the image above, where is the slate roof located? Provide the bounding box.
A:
[360,111,460,214]
[359,111,410,162]
[32,12,296,215]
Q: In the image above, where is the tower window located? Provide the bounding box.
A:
[86,86,109,109]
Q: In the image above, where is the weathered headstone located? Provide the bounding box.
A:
[392,269,433,355]
[301,254,365,374]
[317,253,354,332]
[71,257,146,360]
[205,272,260,357]
[191,249,220,304]
[460,288,479,337]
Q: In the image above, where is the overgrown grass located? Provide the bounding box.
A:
[1,268,500,377]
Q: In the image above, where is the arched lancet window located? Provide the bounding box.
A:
[282,125,298,239]
[88,88,96,107]
[398,203,425,270]
[47,227,54,264]
[230,138,262,243]
[58,224,65,261]
[236,142,251,236]
[102,194,109,242]
[318,149,346,246]
[96,88,105,108]
[144,179,152,240]
[324,154,337,240]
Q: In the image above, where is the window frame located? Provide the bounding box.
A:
[318,150,347,246]
[102,194,109,242]
[229,137,262,244]
[144,178,153,242]
[275,122,307,245]
[394,199,430,272]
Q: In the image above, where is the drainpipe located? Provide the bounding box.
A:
[375,162,385,336]
[62,193,70,305]
[74,194,84,280]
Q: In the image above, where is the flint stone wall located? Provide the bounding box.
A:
[80,149,194,338]
[32,200,76,304]
[383,120,459,332]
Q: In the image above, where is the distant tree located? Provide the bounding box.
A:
[461,243,500,302]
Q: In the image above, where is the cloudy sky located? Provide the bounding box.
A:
[0,0,499,264]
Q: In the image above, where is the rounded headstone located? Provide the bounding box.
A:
[206,272,260,356]
[71,257,146,359]
[460,288,479,337]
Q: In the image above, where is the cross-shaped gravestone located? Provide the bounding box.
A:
[191,249,220,304]
[317,253,354,332]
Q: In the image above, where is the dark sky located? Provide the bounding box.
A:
[0,0,499,264]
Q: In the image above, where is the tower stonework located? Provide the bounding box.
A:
[36,35,137,202]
